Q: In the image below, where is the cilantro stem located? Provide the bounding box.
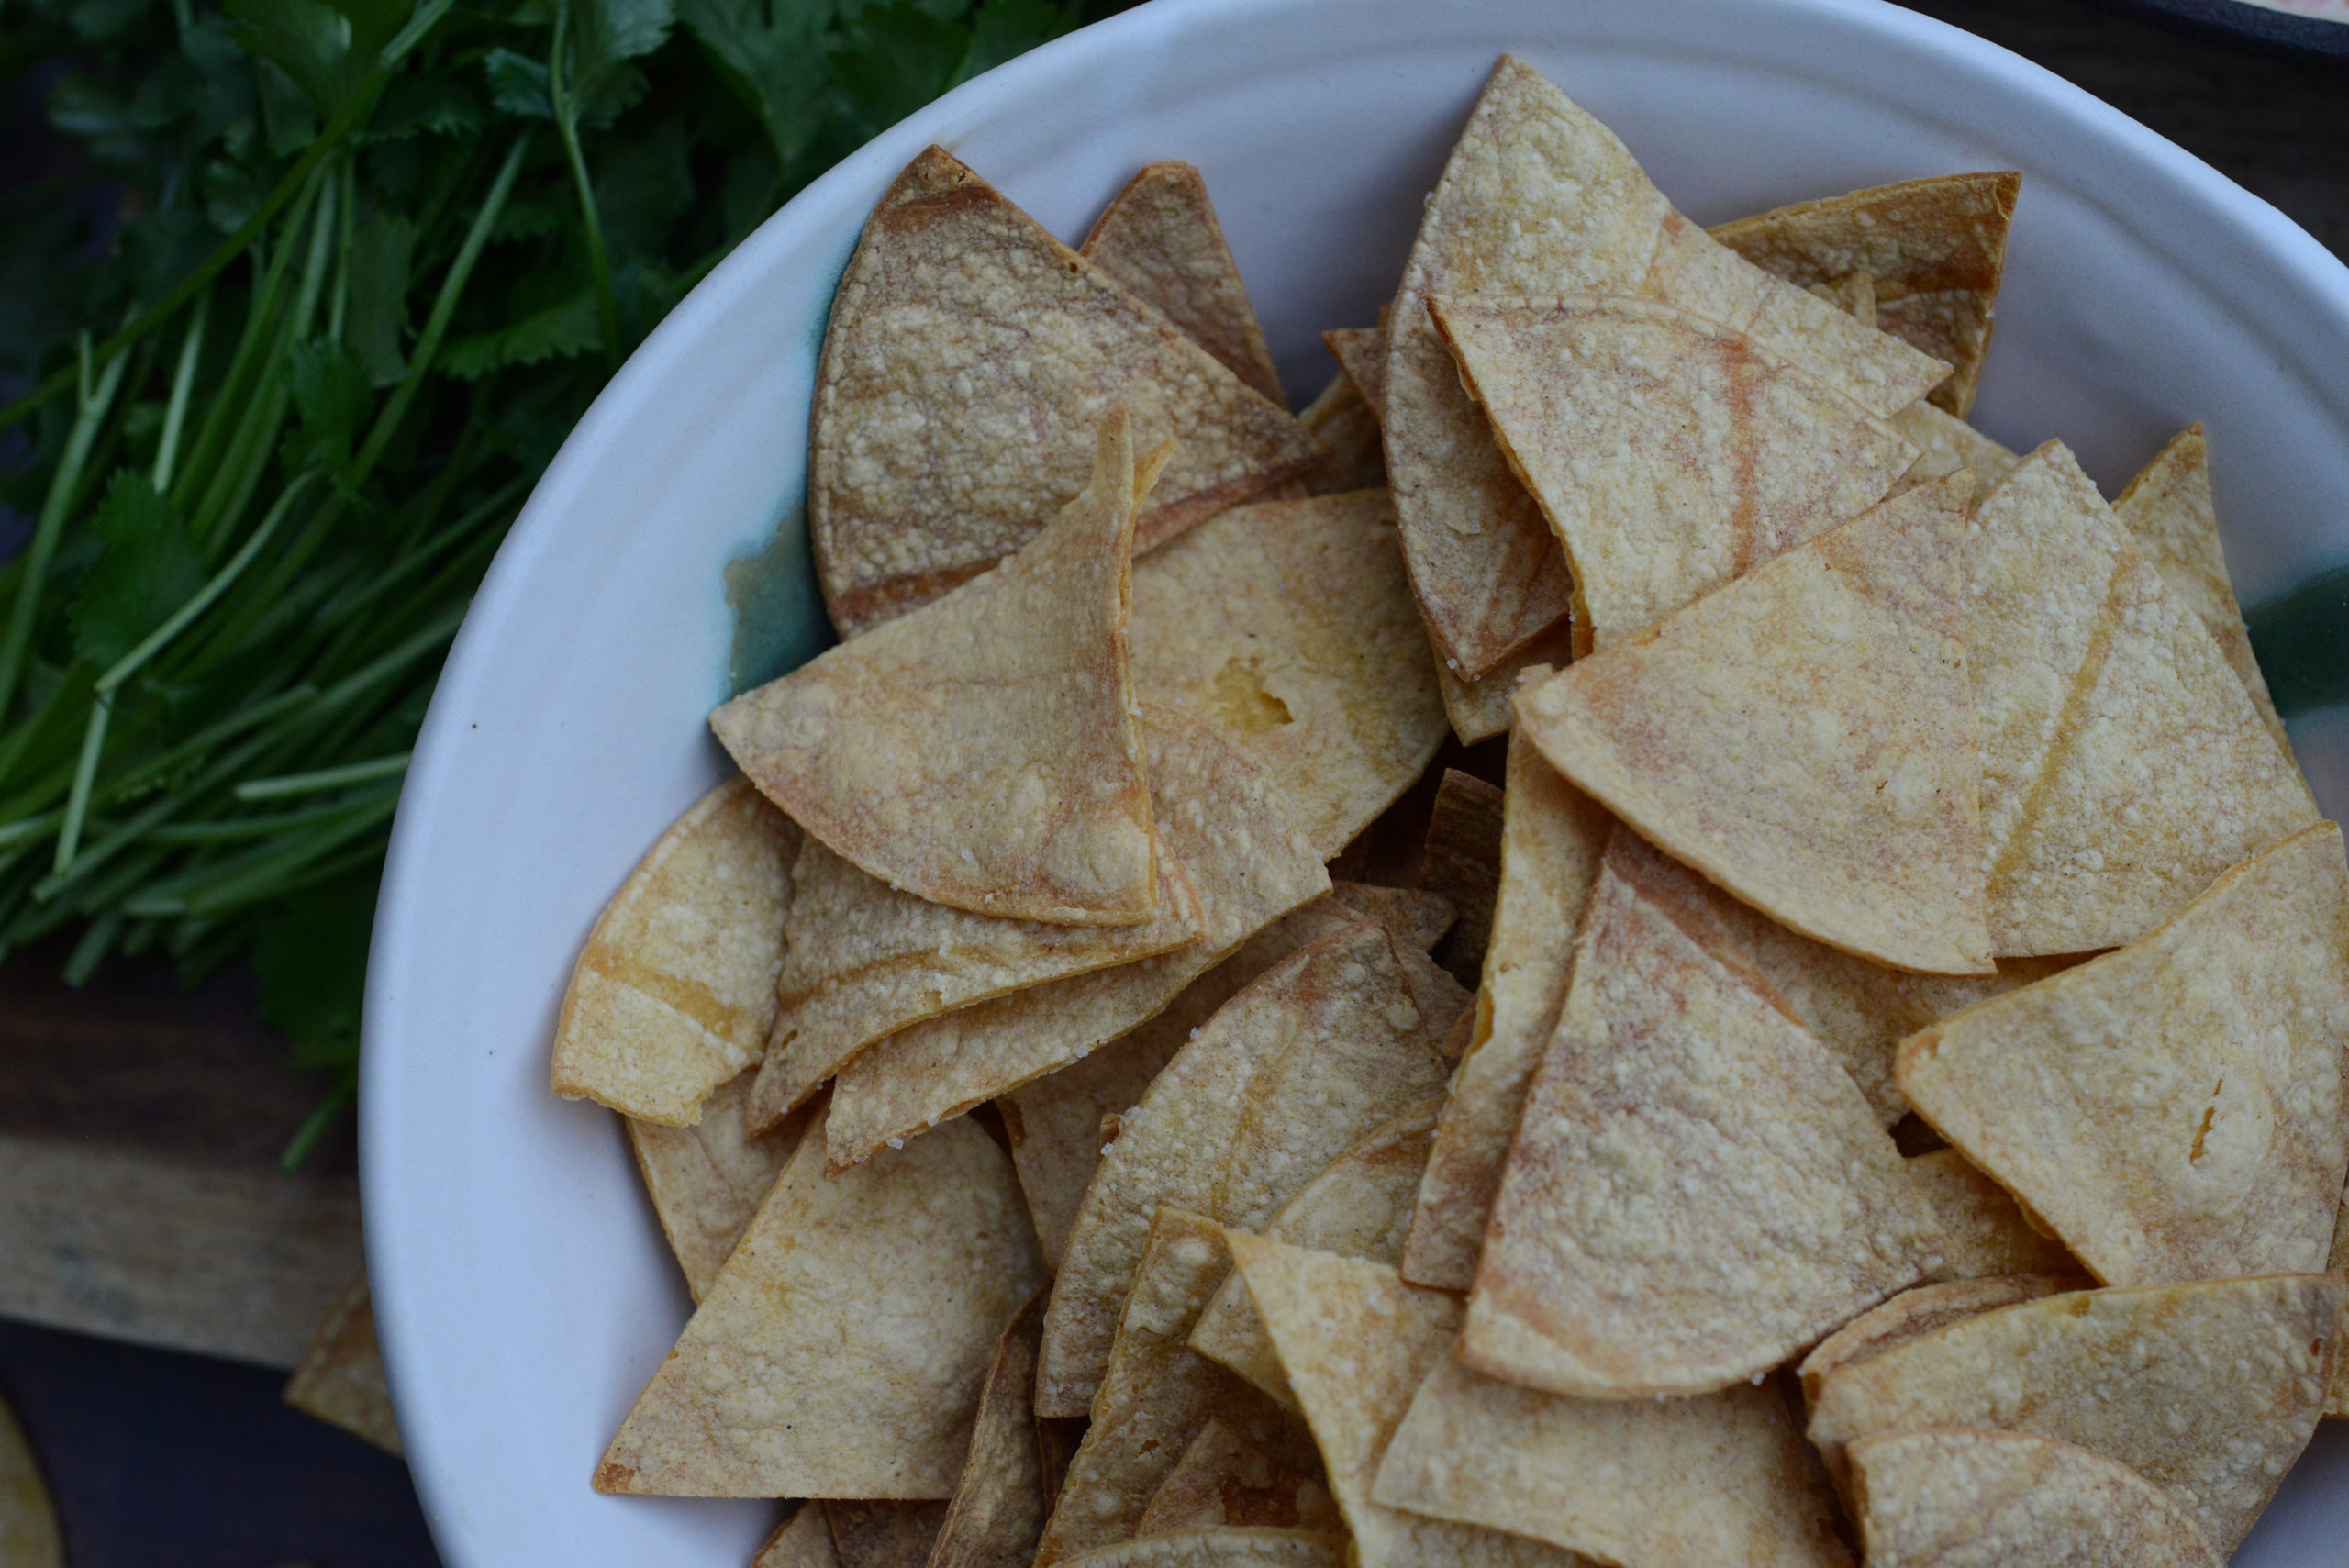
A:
[151,291,210,492]
[281,1069,356,1172]
[235,751,409,801]
[548,0,620,375]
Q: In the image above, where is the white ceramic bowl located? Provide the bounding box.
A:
[362,1,2349,1562]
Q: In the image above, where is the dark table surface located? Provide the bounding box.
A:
[3,2,2343,1564]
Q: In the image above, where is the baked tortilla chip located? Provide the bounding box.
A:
[811,148,1318,633]
[1228,1238,1587,1568]
[1137,1420,1341,1537]
[1903,1151,2078,1281]
[1295,372,1385,495]
[1431,293,1919,653]
[283,1276,403,1456]
[628,1068,807,1300]
[825,706,1330,1167]
[1403,733,1610,1290]
[1384,58,1946,677]
[1850,1429,2225,1568]
[751,833,1205,1129]
[550,777,798,1125]
[930,1291,1051,1568]
[1711,172,2021,417]
[827,1503,948,1568]
[2113,424,2291,751]
[1464,850,1943,1397]
[1039,922,1467,1416]
[757,1507,839,1568]
[594,1110,1045,1498]
[1036,1208,1318,1566]
[0,1385,57,1568]
[1418,769,1506,983]
[1374,1352,1851,1568]
[717,411,1161,928]
[1133,488,1449,858]
[1323,328,1386,418]
[1516,474,1993,974]
[1433,617,1575,746]
[1889,402,2018,496]
[1055,1529,1345,1568]
[1003,884,1451,1267]
[1083,161,1284,406]
[1897,822,2349,1286]
[1804,1273,2343,1551]
[1192,1098,1442,1409]
[1797,1274,2087,1402]
[1966,440,2317,955]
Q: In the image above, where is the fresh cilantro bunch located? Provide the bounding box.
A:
[0,0,1085,1164]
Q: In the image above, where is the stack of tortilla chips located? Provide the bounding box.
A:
[548,54,2348,1568]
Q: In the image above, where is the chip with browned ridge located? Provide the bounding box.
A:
[1796,1274,2087,1404]
[1084,161,1285,406]
[928,1291,1052,1568]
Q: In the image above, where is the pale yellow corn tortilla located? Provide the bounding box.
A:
[1418,768,1507,982]
[1322,328,1386,418]
[823,706,1330,1167]
[1403,731,1609,1290]
[1132,488,1449,859]
[282,1275,403,1456]
[1464,850,1943,1398]
[1965,439,2317,955]
[929,1290,1051,1568]
[1897,822,2349,1287]
[750,831,1206,1129]
[627,1068,807,1301]
[826,1502,949,1568]
[0,1381,61,1568]
[1083,161,1285,406]
[810,147,1319,633]
[1710,171,2022,417]
[594,1109,1045,1498]
[716,411,1163,929]
[1294,371,1385,495]
[1036,1207,1318,1566]
[1383,59,1944,679]
[2112,423,2292,751]
[1431,292,1920,653]
[1803,1273,2343,1551]
[1796,1274,2087,1404]
[1054,1529,1347,1568]
[1515,474,1995,975]
[549,777,798,1126]
[1003,883,1452,1268]
[1374,1351,1852,1568]
[1902,1151,2078,1282]
[1038,922,1467,1417]
[1849,1429,2224,1568]
[1888,401,2019,497]
[1432,617,1575,746]
[1136,1420,1341,1538]
[1227,1237,1588,1568]
[1192,1097,1442,1410]
[756,1507,840,1568]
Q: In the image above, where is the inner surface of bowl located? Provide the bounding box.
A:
[362,2,2349,1562]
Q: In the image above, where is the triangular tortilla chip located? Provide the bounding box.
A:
[627,1068,807,1301]
[1036,1207,1318,1567]
[1227,1238,1587,1568]
[1850,1429,2223,1568]
[749,832,1206,1129]
[1193,1098,1444,1410]
[1137,1420,1341,1537]
[1133,488,1449,858]
[756,1507,839,1568]
[1418,769,1506,983]
[1374,1351,1851,1568]
[1902,1151,2078,1281]
[1897,822,2349,1286]
[1403,732,1610,1290]
[1384,57,1948,677]
[811,148,1319,633]
[827,1503,948,1568]
[1710,172,2022,417]
[1888,401,2018,496]
[1804,1273,2343,1551]
[1083,161,1285,406]
[1003,884,1453,1268]
[1464,848,1943,1397]
[1516,474,1993,974]
[1432,617,1575,746]
[1966,440,2317,954]
[717,412,1162,928]
[1052,1529,1346,1568]
[824,706,1331,1166]
[1323,328,1386,418]
[549,777,798,1125]
[283,1275,403,1456]
[1797,1274,2088,1403]
[1294,371,1385,495]
[929,1291,1051,1568]
[1040,923,1468,1417]
[594,1109,1045,1498]
[1431,293,1919,653]
[2113,424,2292,751]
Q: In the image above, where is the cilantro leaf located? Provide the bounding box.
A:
[955,0,1072,84]
[253,862,380,1072]
[281,339,373,480]
[69,473,205,671]
[829,1,969,134]
[679,0,842,170]
[346,209,416,386]
[563,0,676,128]
[439,287,601,379]
[227,0,412,120]
[484,46,554,119]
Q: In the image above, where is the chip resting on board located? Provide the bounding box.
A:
[1083,161,1285,405]
[1136,1420,1341,1537]
[1796,1274,2088,1402]
[928,1291,1052,1568]
[810,146,1318,633]
[1901,1151,2078,1281]
[627,1069,807,1300]
[282,1276,404,1456]
[549,777,798,1125]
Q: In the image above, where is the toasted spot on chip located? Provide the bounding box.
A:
[1888,402,2018,497]
[1897,823,2349,1288]
[1136,1419,1341,1537]
[1516,475,1994,974]
[1431,293,1919,653]
[1433,617,1575,746]
[1902,1151,2080,1282]
[1052,1527,1347,1568]
[825,707,1330,1166]
[1804,1273,2342,1551]
[826,1501,949,1568]
[1133,489,1449,859]
[1850,1429,2223,1568]
[1294,371,1385,495]
[1797,1274,2089,1405]
[1039,924,1467,1417]
[1464,842,1943,1397]
[1083,161,1284,406]
[929,1290,1051,1568]
[810,147,1319,633]
[593,1109,1044,1499]
[550,778,797,1126]
[626,1068,807,1301]
[755,1507,838,1568]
